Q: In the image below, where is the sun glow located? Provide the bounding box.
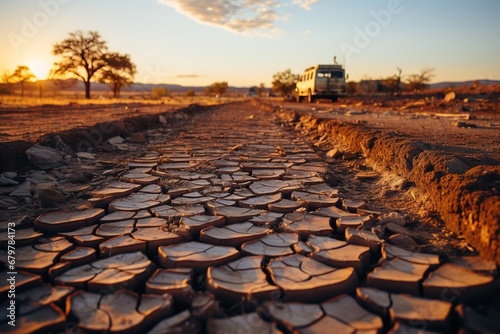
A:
[26,59,52,80]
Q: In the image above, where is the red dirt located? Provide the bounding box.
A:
[262,87,500,263]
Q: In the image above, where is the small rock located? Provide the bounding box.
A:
[34,182,58,197]
[388,233,418,247]
[26,145,64,169]
[355,171,378,180]
[326,148,342,159]
[379,212,406,226]
[456,304,500,334]
[129,132,146,144]
[444,91,456,102]
[2,172,17,179]
[382,110,394,117]
[39,188,67,208]
[452,120,477,129]
[462,104,471,112]
[372,226,385,239]
[386,223,413,236]
[342,152,358,160]
[445,157,470,174]
[26,171,58,185]
[76,152,95,160]
[159,115,168,124]
[9,181,32,197]
[0,174,19,186]
[69,171,91,184]
[391,178,410,191]
[0,198,18,209]
[108,136,125,145]
[346,110,365,115]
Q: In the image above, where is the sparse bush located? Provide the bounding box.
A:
[152,87,169,99]
[186,89,195,97]
[406,68,434,91]
[11,65,36,97]
[272,69,299,97]
[358,79,378,95]
[346,81,358,95]
[206,82,228,96]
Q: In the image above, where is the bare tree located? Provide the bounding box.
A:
[11,65,35,97]
[99,53,136,98]
[272,69,299,97]
[406,68,434,92]
[395,67,403,96]
[52,31,109,99]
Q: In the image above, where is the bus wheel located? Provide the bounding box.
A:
[308,90,314,103]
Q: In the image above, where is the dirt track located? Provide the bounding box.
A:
[0,101,499,332]
[262,97,500,264]
[282,95,500,166]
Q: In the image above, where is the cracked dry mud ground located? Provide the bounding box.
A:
[1,102,499,333]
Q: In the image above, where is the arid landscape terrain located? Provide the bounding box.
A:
[0,96,242,143]
[2,0,499,332]
[0,84,499,333]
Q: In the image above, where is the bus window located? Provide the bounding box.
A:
[316,70,345,79]
[331,71,344,78]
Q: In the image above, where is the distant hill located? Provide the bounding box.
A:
[3,78,499,97]
[39,79,252,94]
[429,80,500,89]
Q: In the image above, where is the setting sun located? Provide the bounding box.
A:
[26,59,52,80]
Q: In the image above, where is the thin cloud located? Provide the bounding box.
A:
[176,74,205,78]
[293,0,318,11]
[158,0,317,34]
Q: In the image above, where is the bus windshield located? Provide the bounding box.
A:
[317,70,344,79]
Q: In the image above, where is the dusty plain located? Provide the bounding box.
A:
[0,87,499,333]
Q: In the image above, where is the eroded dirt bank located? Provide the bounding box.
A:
[0,104,216,172]
[260,101,500,264]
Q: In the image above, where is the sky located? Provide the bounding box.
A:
[1,0,499,87]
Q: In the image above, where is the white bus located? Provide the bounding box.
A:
[295,64,347,103]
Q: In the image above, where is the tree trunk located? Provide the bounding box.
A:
[84,80,91,99]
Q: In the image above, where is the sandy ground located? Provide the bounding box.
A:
[0,104,179,142]
[0,96,241,143]
[1,89,498,170]
[263,92,500,264]
[279,94,500,167]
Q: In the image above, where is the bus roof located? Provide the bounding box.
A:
[304,64,344,71]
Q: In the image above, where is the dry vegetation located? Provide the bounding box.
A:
[0,92,247,142]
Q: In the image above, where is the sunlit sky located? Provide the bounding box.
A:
[1,0,499,87]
